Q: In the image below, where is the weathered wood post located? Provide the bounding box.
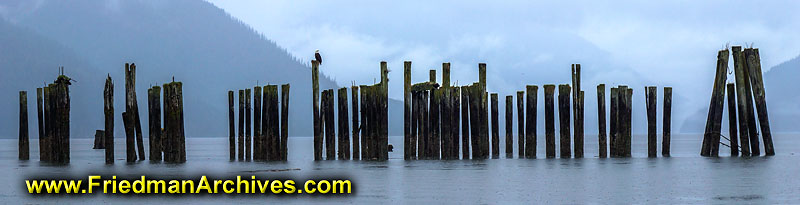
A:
[175,82,186,162]
[228,91,235,161]
[312,60,322,160]
[281,84,290,161]
[744,48,774,156]
[575,91,584,158]
[525,85,538,158]
[558,84,571,158]
[490,93,499,158]
[323,89,336,160]
[338,88,350,160]
[572,64,584,158]
[429,70,440,159]
[36,88,44,157]
[479,63,488,159]
[42,86,51,162]
[452,87,460,159]
[47,84,58,163]
[468,85,480,159]
[125,63,146,160]
[663,87,673,157]
[104,77,114,164]
[622,87,633,157]
[380,62,389,161]
[731,47,751,156]
[597,84,607,158]
[359,85,367,160]
[726,84,738,156]
[268,85,280,161]
[245,89,252,161]
[411,91,420,160]
[516,91,524,158]
[404,61,412,160]
[123,111,136,162]
[702,49,730,156]
[505,95,513,158]
[263,85,272,161]
[442,87,453,159]
[544,85,556,158]
[351,86,360,160]
[609,87,618,157]
[163,82,186,163]
[253,86,262,161]
[238,89,244,161]
[742,58,760,156]
[93,130,104,149]
[646,86,657,158]
[420,90,430,159]
[19,91,29,160]
[56,75,71,164]
[148,86,162,161]
[461,86,470,159]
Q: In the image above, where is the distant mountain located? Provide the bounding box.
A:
[0,0,382,139]
[680,54,800,133]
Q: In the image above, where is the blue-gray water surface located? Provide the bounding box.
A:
[3,134,800,204]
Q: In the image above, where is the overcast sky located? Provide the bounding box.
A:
[205,0,799,109]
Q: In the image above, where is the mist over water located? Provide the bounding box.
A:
[4,134,800,203]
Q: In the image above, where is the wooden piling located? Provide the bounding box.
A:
[731,47,751,156]
[622,87,633,157]
[442,87,453,159]
[379,62,389,161]
[744,48,774,156]
[558,84,571,158]
[544,85,556,158]
[404,61,412,160]
[516,91,524,158]
[268,85,280,161]
[281,84,290,161]
[491,93,499,158]
[93,130,104,149]
[525,85,538,158]
[742,56,760,156]
[323,89,336,160]
[702,49,730,156]
[338,88,350,160]
[312,60,322,161]
[575,91,584,158]
[148,86,162,161]
[646,86,657,158]
[175,82,186,162]
[245,89,251,161]
[253,86,262,161]
[461,86,470,159]
[104,78,114,164]
[609,87,618,157]
[238,90,244,161]
[597,84,607,158]
[420,90,430,159]
[505,95,513,158]
[452,87,460,159]
[123,111,135,162]
[36,88,44,158]
[468,85,481,159]
[480,90,489,159]
[359,85,367,160]
[411,91,420,160]
[162,82,185,163]
[429,70,441,159]
[228,91,235,161]
[352,86,360,160]
[725,84,738,156]
[663,87,673,157]
[19,91,29,160]
[125,64,146,161]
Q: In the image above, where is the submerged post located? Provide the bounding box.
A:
[597,84,607,158]
[516,91,524,158]
[525,85,538,158]
[623,87,633,157]
[253,86,262,161]
[663,87,673,157]
[238,90,244,161]
[744,48,774,156]
[505,95,513,158]
[19,91,29,160]
[702,49,729,156]
[726,84,738,156]
[575,91,584,158]
[245,89,252,161]
[558,84,571,158]
[429,70,440,159]
[36,89,44,158]
[281,84,290,161]
[324,89,336,160]
[228,91,235,161]
[491,93,499,159]
[544,85,556,158]
[609,87,618,157]
[148,86,162,161]
[338,88,350,160]
[404,61,412,160]
[104,77,114,164]
[352,86,360,160]
[731,47,751,156]
[461,86,470,159]
[312,60,322,160]
[646,86,657,158]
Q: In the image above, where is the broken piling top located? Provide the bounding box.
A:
[478,63,486,90]
[442,63,451,87]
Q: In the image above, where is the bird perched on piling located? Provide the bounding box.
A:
[315,49,323,65]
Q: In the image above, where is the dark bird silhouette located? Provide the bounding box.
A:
[315,49,323,65]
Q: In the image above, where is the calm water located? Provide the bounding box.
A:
[3,134,800,204]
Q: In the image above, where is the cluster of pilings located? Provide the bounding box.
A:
[312,60,388,161]
[22,70,73,163]
[701,46,774,157]
[227,83,290,162]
